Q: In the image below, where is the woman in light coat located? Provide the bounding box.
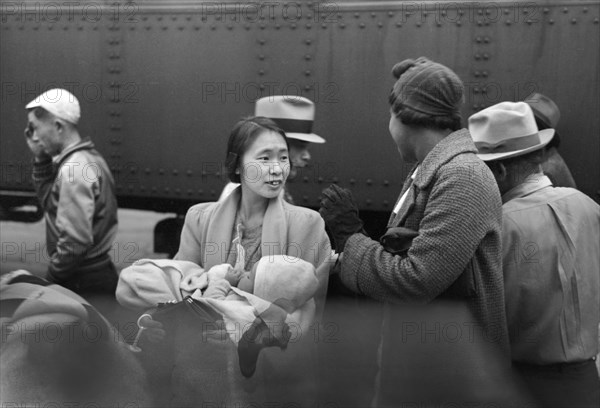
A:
[175,116,331,315]
[168,116,331,407]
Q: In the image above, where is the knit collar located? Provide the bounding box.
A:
[413,128,478,189]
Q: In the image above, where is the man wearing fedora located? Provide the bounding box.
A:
[469,101,600,408]
[219,95,325,203]
[24,89,119,304]
[524,92,577,188]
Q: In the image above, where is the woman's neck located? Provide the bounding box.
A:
[239,190,269,227]
[414,128,453,163]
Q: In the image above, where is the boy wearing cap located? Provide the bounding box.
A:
[219,95,325,204]
[469,101,600,408]
[24,89,119,302]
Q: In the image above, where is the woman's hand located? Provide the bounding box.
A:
[138,314,166,343]
[225,268,244,286]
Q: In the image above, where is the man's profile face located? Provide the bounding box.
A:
[388,111,416,163]
[288,139,311,179]
[27,111,62,156]
[486,161,510,195]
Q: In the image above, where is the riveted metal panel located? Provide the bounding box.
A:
[461,3,600,199]
[116,12,261,202]
[295,1,600,206]
[0,11,108,193]
[1,1,599,213]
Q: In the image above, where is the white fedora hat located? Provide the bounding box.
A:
[25,88,80,125]
[468,101,554,161]
[255,95,325,144]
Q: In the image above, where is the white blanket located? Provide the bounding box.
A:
[116,257,318,344]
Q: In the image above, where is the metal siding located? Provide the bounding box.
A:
[116,14,259,201]
[1,1,598,211]
[1,16,107,192]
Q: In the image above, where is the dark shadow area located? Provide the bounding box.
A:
[0,201,44,223]
[153,216,185,258]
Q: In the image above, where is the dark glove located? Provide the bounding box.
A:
[380,227,418,255]
[319,184,365,253]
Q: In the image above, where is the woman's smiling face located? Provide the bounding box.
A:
[239,129,290,200]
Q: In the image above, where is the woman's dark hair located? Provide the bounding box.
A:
[225,116,290,183]
[388,91,462,131]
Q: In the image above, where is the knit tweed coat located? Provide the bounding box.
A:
[340,129,510,354]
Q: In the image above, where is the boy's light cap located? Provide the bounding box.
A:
[26,88,80,125]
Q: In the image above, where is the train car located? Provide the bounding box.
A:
[1,0,599,247]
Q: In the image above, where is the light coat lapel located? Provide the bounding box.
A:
[204,186,289,267]
[204,187,240,268]
[262,194,288,257]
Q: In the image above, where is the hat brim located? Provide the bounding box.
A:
[477,129,555,161]
[285,132,325,144]
[531,113,561,144]
[25,100,42,110]
[25,99,79,125]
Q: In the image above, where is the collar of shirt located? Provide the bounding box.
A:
[52,139,94,165]
[501,174,553,204]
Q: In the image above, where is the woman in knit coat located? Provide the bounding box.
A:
[319,58,515,405]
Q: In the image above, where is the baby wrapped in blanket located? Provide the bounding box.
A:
[117,255,318,313]
[196,256,320,376]
[117,255,320,377]
[200,256,318,310]
[199,262,257,299]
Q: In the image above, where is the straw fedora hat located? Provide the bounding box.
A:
[255,95,325,144]
[469,101,555,161]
